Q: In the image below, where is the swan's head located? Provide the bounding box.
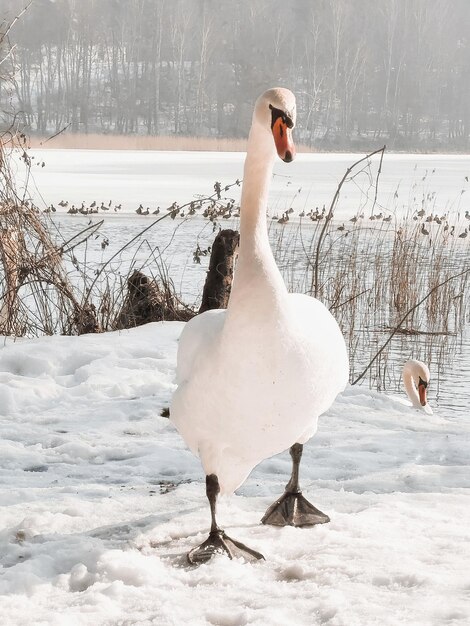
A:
[403,359,431,410]
[253,88,296,163]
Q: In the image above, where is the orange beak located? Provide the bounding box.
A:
[418,381,427,407]
[272,117,296,163]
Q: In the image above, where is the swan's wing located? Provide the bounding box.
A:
[288,292,349,390]
[175,308,226,385]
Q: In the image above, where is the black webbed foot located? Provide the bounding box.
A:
[188,529,265,565]
[261,443,330,527]
[261,491,330,527]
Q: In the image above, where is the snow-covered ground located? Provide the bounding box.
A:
[1,323,469,625]
[2,148,469,623]
[15,150,470,219]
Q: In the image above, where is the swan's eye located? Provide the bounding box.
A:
[418,376,428,389]
[269,104,293,129]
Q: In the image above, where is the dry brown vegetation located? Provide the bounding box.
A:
[305,216,468,388]
[30,133,250,152]
[0,132,245,336]
[0,131,104,335]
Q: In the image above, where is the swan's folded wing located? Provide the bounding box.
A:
[288,292,349,392]
[175,308,227,385]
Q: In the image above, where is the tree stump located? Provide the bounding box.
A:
[199,229,239,313]
[114,269,192,329]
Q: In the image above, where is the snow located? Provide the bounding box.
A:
[1,322,469,625]
[2,147,469,623]
[14,150,470,219]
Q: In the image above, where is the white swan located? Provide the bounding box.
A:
[170,88,348,563]
[403,359,433,415]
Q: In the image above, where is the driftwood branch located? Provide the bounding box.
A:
[329,288,370,312]
[40,123,72,146]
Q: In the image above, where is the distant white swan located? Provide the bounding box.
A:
[403,359,433,415]
[170,88,348,564]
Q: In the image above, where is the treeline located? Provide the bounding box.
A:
[1,0,470,150]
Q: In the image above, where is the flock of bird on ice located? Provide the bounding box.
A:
[43,197,470,241]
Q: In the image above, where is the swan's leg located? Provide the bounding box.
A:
[187,473,265,564]
[261,444,330,527]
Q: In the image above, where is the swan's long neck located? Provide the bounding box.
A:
[238,124,275,249]
[403,367,421,408]
[227,122,287,315]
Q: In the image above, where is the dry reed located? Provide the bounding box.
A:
[28,133,314,153]
[270,149,469,392]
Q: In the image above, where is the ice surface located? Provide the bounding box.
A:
[15,150,470,219]
[1,322,469,625]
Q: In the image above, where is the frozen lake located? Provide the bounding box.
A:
[16,149,470,219]
[7,149,470,421]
